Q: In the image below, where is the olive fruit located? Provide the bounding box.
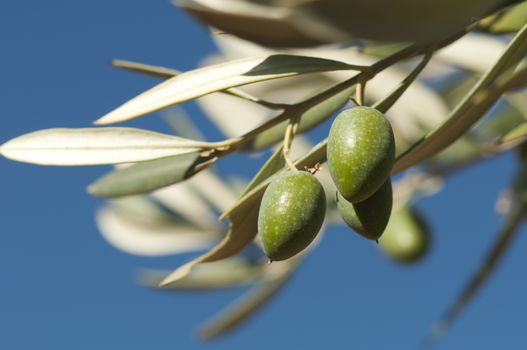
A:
[378,206,430,263]
[258,170,326,261]
[336,179,392,240]
[327,106,395,203]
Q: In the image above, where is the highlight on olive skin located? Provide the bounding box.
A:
[336,178,393,240]
[257,170,326,261]
[327,106,395,203]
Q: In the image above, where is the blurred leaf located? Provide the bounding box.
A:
[501,122,527,143]
[150,180,223,232]
[492,122,527,151]
[246,85,354,150]
[110,195,186,224]
[160,199,261,286]
[394,24,527,173]
[187,170,241,214]
[436,34,507,73]
[375,49,433,114]
[473,100,526,141]
[95,54,356,125]
[88,152,211,198]
[0,127,202,166]
[199,259,300,340]
[420,160,527,349]
[482,1,527,33]
[162,107,207,141]
[177,0,329,48]
[239,146,285,199]
[138,258,263,290]
[95,206,215,257]
[159,138,327,286]
[361,41,411,58]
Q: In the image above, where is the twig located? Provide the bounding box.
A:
[283,115,301,171]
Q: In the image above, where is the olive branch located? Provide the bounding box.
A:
[1,1,527,347]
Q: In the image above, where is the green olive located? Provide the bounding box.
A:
[258,170,326,261]
[327,106,395,203]
[337,178,392,240]
[378,206,430,263]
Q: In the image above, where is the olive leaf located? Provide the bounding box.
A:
[493,122,527,151]
[111,59,183,79]
[137,258,263,290]
[245,85,354,150]
[0,127,203,166]
[216,48,438,222]
[159,199,261,286]
[96,206,216,257]
[213,55,444,234]
[149,179,224,232]
[393,24,527,173]
[198,259,300,340]
[95,54,359,125]
[176,0,330,48]
[109,195,182,224]
[159,139,328,287]
[238,145,285,200]
[375,49,434,114]
[436,33,507,74]
[186,170,241,214]
[87,152,212,198]
[112,59,277,107]
[481,1,527,33]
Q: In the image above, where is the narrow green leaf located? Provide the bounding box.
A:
[393,24,527,173]
[88,152,211,198]
[245,85,354,150]
[95,54,355,125]
[0,127,203,166]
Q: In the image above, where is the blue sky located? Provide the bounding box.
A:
[1,1,526,349]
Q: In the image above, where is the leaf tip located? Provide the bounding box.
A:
[159,265,192,287]
[93,116,111,125]
[86,183,97,195]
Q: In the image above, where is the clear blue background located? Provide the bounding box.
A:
[1,1,525,349]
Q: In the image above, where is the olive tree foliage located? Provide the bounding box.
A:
[2,0,527,347]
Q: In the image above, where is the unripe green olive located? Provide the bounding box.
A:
[336,178,392,240]
[327,106,395,203]
[258,170,326,261]
[378,206,430,263]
